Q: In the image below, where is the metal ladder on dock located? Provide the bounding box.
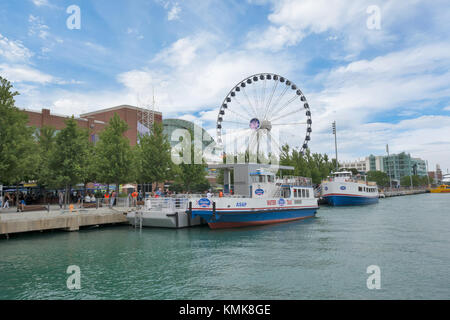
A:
[134,211,143,229]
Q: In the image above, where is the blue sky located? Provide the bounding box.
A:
[1,0,450,172]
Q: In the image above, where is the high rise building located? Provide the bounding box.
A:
[341,152,427,183]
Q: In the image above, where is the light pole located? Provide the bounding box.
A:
[408,153,413,189]
[332,121,338,172]
[386,144,393,190]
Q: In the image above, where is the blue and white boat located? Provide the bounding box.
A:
[321,171,379,206]
[189,164,319,229]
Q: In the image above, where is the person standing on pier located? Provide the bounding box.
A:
[111,191,116,207]
[76,192,82,208]
[104,192,110,206]
[58,191,64,209]
[131,190,138,207]
[2,193,10,209]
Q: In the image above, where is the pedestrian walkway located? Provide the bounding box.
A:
[0,205,134,237]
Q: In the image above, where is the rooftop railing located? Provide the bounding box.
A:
[276,176,312,187]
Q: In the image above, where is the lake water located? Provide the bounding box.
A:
[1,193,449,299]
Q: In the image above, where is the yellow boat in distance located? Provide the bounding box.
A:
[429,185,450,193]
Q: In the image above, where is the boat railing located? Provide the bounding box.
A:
[276,176,312,187]
[141,197,189,212]
[321,178,377,186]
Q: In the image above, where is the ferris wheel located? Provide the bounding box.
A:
[216,73,312,162]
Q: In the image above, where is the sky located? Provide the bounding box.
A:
[1,0,450,173]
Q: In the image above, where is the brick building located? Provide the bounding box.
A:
[23,105,162,145]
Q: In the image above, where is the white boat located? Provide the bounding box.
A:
[321,171,379,206]
[189,163,319,229]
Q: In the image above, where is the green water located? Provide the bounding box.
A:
[1,193,449,300]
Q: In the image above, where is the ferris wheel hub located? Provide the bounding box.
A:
[259,119,272,131]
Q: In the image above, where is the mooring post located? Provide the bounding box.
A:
[187,201,192,226]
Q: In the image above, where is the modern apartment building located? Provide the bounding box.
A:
[341,152,427,182]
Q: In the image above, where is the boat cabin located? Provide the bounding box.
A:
[249,169,278,198]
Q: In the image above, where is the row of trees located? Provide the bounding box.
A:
[0,77,209,204]
[279,145,337,185]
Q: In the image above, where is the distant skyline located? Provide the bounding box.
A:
[1,0,449,172]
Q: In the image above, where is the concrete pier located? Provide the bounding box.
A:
[0,207,130,236]
[381,189,427,197]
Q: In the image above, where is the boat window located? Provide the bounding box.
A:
[359,187,362,192]
[259,175,266,183]
[268,175,274,182]
[306,189,310,198]
[302,189,306,198]
[294,189,298,198]
[282,188,291,198]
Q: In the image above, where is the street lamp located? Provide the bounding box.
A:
[386,144,393,190]
[332,121,338,172]
[408,153,413,189]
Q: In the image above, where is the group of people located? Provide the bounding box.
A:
[56,190,119,209]
[1,192,28,211]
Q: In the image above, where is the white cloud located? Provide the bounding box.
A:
[28,15,50,40]
[152,35,210,68]
[0,64,54,84]
[31,0,50,6]
[250,0,449,55]
[301,41,450,171]
[126,28,144,40]
[0,64,82,86]
[309,42,450,135]
[114,32,296,118]
[0,33,33,62]
[444,106,450,111]
[247,25,303,51]
[167,3,181,21]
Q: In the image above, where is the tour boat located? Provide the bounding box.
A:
[189,164,319,229]
[321,171,379,206]
[429,185,450,193]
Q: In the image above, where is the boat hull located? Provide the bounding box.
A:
[191,207,318,229]
[323,194,379,206]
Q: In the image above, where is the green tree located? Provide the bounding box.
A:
[278,146,335,184]
[136,122,173,190]
[400,175,428,187]
[175,129,209,192]
[36,126,57,188]
[0,77,37,192]
[367,170,390,187]
[49,117,91,205]
[81,140,98,194]
[95,113,134,192]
